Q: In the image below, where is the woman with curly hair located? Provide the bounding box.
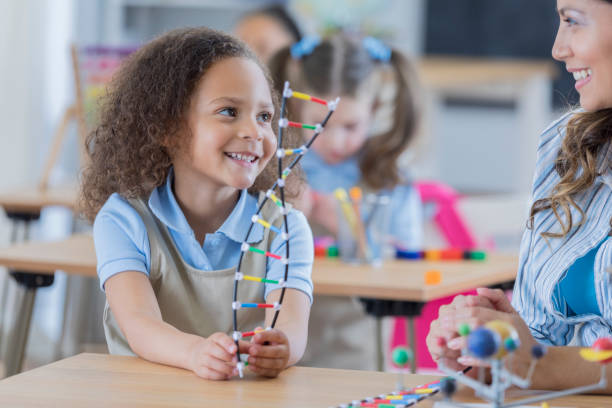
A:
[427,0,612,391]
[80,27,313,380]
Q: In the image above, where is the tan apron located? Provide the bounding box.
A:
[103,193,286,355]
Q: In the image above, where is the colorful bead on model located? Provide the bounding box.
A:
[231,82,338,378]
[391,346,413,392]
[437,320,612,407]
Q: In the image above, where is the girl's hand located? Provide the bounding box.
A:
[242,327,290,377]
[187,332,239,380]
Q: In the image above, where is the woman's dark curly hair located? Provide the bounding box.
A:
[80,27,302,221]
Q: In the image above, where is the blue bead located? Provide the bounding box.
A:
[396,249,423,259]
[467,327,500,359]
[440,378,457,397]
[531,344,546,359]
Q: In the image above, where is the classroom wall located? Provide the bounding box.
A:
[0,0,81,366]
[0,2,37,191]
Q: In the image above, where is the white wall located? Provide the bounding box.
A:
[0,0,78,368]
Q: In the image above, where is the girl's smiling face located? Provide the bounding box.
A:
[174,57,277,191]
[553,0,612,111]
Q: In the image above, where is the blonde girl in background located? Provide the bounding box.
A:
[269,32,423,369]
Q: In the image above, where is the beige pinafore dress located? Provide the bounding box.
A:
[103,193,286,355]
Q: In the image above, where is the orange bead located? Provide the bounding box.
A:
[424,270,442,285]
[425,250,441,261]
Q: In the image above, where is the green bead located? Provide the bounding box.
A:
[504,337,517,351]
[470,251,487,261]
[458,323,471,337]
[327,246,339,257]
[391,346,413,367]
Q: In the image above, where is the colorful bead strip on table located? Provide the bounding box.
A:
[335,379,443,408]
[396,249,487,261]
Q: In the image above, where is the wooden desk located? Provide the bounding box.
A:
[0,185,78,214]
[0,234,96,277]
[0,234,517,300]
[1,353,610,408]
[0,185,80,368]
[0,234,517,377]
[0,234,95,377]
[312,255,517,302]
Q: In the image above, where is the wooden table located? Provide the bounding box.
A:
[0,234,96,277]
[1,353,610,408]
[312,255,517,302]
[0,233,517,296]
[0,185,78,215]
[0,234,517,376]
[0,234,95,377]
[0,185,80,373]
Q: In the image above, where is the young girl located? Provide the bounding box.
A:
[268,33,423,369]
[269,33,422,247]
[80,27,313,380]
[427,0,612,392]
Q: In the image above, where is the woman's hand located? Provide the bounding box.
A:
[242,327,290,378]
[187,332,239,380]
[447,288,538,374]
[427,292,492,371]
[427,288,538,374]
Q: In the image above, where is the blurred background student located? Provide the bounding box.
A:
[234,5,302,63]
[268,32,422,369]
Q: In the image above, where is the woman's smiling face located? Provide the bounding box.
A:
[552,0,612,111]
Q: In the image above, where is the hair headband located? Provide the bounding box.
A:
[290,35,391,62]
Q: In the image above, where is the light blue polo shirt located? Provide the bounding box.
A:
[300,149,423,249]
[93,171,314,302]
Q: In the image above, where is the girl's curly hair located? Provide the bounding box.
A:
[529,109,612,238]
[80,27,302,222]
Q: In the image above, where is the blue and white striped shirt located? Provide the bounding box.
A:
[512,111,612,347]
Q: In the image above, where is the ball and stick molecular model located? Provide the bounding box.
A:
[437,320,611,408]
[392,346,414,392]
[231,82,339,378]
